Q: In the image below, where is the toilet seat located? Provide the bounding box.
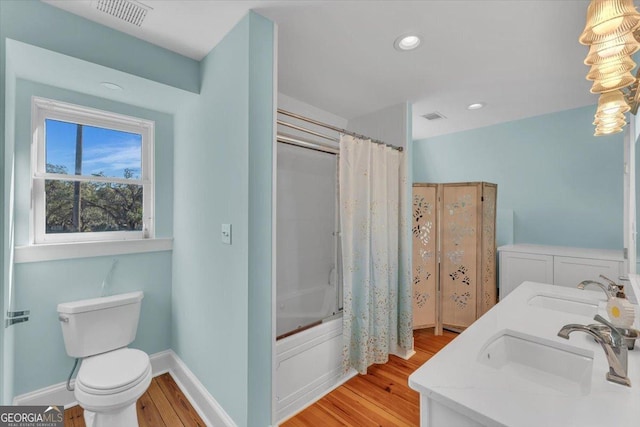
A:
[76,348,151,395]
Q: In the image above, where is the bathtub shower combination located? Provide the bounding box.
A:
[274,108,407,422]
[275,110,347,422]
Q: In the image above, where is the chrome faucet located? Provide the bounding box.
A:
[576,280,615,299]
[598,274,618,289]
[558,315,631,387]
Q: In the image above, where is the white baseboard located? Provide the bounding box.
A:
[393,336,416,360]
[12,379,78,410]
[164,350,236,427]
[394,348,417,360]
[12,349,236,427]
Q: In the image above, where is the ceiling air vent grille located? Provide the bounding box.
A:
[96,0,151,27]
[422,112,446,121]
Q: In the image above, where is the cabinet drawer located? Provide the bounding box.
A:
[553,256,622,288]
[499,252,553,300]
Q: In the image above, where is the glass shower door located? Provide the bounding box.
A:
[276,142,340,338]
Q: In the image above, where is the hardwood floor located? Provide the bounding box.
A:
[64,330,454,427]
[282,328,457,427]
[64,373,205,427]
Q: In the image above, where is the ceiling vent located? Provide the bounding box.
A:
[421,112,446,121]
[95,0,151,27]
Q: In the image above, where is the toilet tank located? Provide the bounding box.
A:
[57,291,143,358]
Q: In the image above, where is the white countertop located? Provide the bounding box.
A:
[497,244,624,262]
[408,282,640,427]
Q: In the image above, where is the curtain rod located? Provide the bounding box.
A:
[277,120,338,142]
[277,133,340,155]
[277,108,403,152]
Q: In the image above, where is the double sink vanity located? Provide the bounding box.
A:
[408,277,640,427]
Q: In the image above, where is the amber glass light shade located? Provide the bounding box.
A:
[595,126,625,136]
[594,106,626,117]
[596,90,631,114]
[587,56,636,80]
[595,123,626,132]
[584,31,640,64]
[593,115,626,126]
[590,69,635,92]
[580,0,640,44]
[593,108,627,135]
[594,111,626,124]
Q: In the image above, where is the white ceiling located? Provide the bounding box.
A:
[43,0,598,140]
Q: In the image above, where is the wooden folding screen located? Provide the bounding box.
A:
[412,182,497,334]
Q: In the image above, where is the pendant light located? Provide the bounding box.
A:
[593,109,627,135]
[593,114,626,125]
[595,126,625,135]
[596,90,630,115]
[584,31,640,64]
[587,55,635,80]
[580,0,640,44]
[594,113,627,126]
[590,69,636,92]
[580,0,640,136]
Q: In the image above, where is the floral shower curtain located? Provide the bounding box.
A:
[339,134,412,375]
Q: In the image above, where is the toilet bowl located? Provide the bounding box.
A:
[74,348,152,427]
[57,291,150,427]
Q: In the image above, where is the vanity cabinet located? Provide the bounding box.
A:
[408,281,640,427]
[412,182,497,334]
[499,252,553,297]
[553,256,622,288]
[498,244,625,299]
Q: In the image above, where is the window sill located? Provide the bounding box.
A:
[14,238,173,264]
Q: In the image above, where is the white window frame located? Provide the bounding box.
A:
[31,96,155,244]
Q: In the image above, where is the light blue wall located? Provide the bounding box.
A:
[172,12,274,427]
[0,0,199,93]
[2,3,276,423]
[13,253,172,395]
[247,12,274,427]
[8,79,174,395]
[413,105,624,250]
[0,0,190,404]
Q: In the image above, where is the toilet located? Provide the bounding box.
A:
[57,291,151,427]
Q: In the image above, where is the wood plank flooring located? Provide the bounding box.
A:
[64,330,454,427]
[64,373,205,427]
[282,328,457,427]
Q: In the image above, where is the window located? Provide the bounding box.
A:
[31,97,154,244]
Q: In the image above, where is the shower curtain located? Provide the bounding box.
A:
[339,134,412,374]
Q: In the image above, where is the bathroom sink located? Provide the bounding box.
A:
[527,293,599,317]
[478,330,593,396]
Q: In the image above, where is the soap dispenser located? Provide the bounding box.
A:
[606,283,636,328]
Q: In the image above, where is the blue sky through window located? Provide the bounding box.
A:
[45,119,142,179]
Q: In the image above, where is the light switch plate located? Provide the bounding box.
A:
[221,224,232,245]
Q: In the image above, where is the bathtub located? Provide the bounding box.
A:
[276,284,337,338]
[275,314,356,422]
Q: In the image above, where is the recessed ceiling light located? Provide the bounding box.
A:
[100,82,123,91]
[394,34,422,51]
[467,102,486,110]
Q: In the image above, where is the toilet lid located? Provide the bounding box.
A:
[77,348,150,392]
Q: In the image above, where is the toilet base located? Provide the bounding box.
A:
[83,403,138,427]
